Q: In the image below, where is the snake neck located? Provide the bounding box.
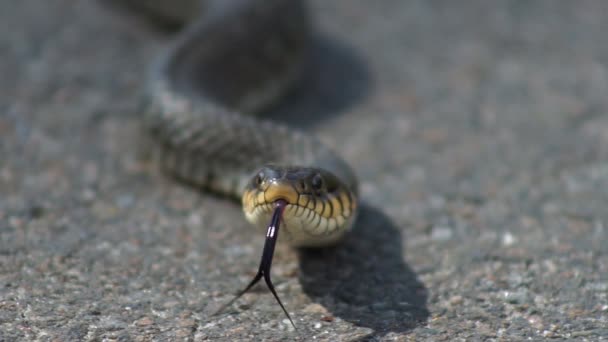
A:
[141,0,357,200]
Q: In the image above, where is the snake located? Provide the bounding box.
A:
[124,0,359,328]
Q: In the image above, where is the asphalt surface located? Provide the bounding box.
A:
[1,1,607,341]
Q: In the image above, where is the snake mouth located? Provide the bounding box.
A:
[242,182,300,222]
[274,198,288,208]
[263,183,299,205]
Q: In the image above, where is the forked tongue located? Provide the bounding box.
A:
[213,199,296,329]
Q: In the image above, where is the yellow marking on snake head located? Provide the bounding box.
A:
[298,194,311,209]
[263,182,299,204]
[315,200,324,216]
[339,192,351,217]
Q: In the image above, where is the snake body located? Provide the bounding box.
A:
[138,0,358,246]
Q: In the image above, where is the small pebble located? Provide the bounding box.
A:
[449,295,463,305]
[116,194,134,208]
[303,303,328,314]
[527,315,543,330]
[502,231,517,246]
[135,317,154,326]
[187,213,202,226]
[503,289,529,304]
[542,330,555,338]
[431,225,453,241]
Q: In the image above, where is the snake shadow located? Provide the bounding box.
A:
[298,204,429,335]
[267,33,373,128]
[102,0,373,127]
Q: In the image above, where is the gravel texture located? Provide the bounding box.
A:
[1,1,608,341]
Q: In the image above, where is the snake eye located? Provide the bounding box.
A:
[255,171,264,186]
[311,174,324,191]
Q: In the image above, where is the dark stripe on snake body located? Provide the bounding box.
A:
[326,197,334,217]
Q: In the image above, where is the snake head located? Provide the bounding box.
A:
[242,165,357,247]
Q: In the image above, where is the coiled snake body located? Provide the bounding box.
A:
[128,0,359,327]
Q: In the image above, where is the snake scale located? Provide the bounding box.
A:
[124,0,360,327]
